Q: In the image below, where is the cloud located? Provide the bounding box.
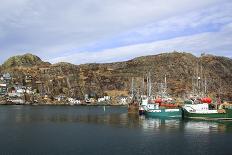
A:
[49,22,232,64]
[87,1,232,50]
[0,0,231,64]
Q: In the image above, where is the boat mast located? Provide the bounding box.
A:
[164,75,167,94]
[200,56,203,96]
[219,78,221,99]
[192,76,194,95]
[142,75,144,96]
[131,77,134,99]
[196,61,199,95]
[204,76,207,96]
[147,74,149,97]
[149,72,152,97]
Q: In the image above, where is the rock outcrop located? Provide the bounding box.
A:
[2,53,50,68]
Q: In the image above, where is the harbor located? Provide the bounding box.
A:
[1,69,232,121]
[127,59,232,121]
[0,52,231,155]
[0,0,232,154]
[0,105,232,155]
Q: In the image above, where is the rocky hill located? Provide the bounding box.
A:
[0,52,231,100]
[2,53,50,68]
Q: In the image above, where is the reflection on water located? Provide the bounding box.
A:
[2,105,232,133]
[1,105,232,155]
[140,117,182,132]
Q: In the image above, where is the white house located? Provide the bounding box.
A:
[117,96,128,105]
[55,95,66,102]
[68,97,81,105]
[98,97,105,102]
[97,96,111,102]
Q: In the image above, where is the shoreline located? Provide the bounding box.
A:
[0,103,127,107]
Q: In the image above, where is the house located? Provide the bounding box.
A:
[84,94,89,100]
[0,83,7,95]
[89,98,96,103]
[7,86,25,97]
[117,96,128,105]
[3,73,11,80]
[54,95,66,102]
[98,97,105,102]
[97,96,111,102]
[15,85,23,91]
[25,75,33,83]
[1,73,11,84]
[35,81,43,94]
[68,98,81,105]
[15,85,25,97]
[7,86,17,97]
[104,96,111,101]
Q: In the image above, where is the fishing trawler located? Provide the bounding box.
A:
[144,103,182,118]
[144,96,182,118]
[128,77,140,114]
[182,60,232,120]
[141,74,182,118]
[182,97,232,120]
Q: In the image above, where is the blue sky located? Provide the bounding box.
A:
[0,0,232,64]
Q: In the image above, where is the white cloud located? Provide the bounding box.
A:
[0,0,231,63]
[49,22,232,64]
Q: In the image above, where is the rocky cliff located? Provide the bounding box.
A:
[1,52,231,100]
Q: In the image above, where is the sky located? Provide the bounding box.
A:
[0,0,232,64]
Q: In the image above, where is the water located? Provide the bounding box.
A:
[0,105,232,155]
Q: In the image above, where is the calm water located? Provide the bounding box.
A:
[0,105,232,155]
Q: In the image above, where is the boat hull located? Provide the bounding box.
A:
[182,109,232,120]
[128,104,139,114]
[145,108,182,118]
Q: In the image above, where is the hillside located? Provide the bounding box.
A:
[0,52,231,100]
[2,53,50,68]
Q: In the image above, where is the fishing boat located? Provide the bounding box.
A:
[139,95,148,115]
[142,74,182,118]
[182,97,232,120]
[144,98,182,118]
[182,60,232,120]
[128,77,140,114]
[144,103,182,118]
